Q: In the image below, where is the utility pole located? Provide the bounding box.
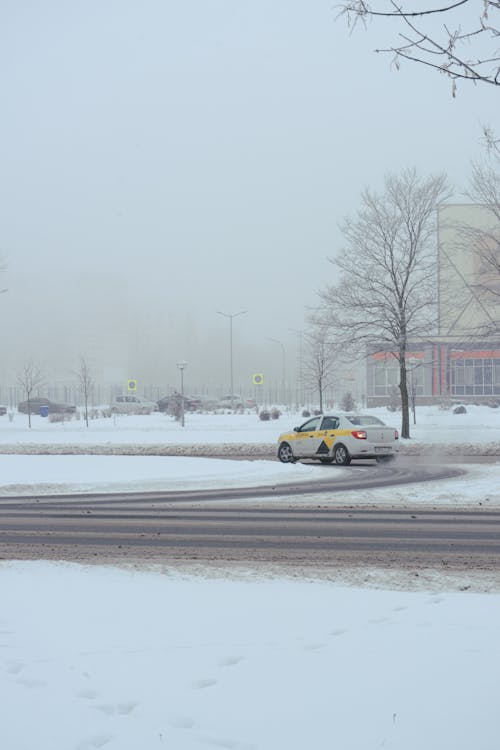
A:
[268,338,286,406]
[176,360,187,427]
[217,310,247,409]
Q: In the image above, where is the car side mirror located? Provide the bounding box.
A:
[293,426,300,432]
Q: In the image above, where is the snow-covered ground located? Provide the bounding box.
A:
[1,406,499,749]
[1,403,499,453]
[0,404,498,502]
[2,563,500,750]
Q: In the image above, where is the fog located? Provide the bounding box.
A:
[0,0,496,400]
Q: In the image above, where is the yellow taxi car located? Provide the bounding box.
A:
[277,414,399,465]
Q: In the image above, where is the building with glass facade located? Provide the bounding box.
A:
[366,204,500,406]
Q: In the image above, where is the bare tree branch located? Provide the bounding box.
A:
[338,0,500,89]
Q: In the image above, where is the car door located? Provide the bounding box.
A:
[293,417,322,457]
[315,416,340,457]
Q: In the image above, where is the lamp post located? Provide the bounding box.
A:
[176,360,187,427]
[289,328,304,407]
[267,338,286,406]
[217,310,247,409]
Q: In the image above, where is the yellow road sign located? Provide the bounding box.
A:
[127,379,137,392]
[252,373,264,385]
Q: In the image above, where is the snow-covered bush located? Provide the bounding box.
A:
[340,392,356,411]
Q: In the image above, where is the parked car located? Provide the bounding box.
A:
[111,395,158,414]
[217,394,244,409]
[157,394,203,413]
[277,414,399,465]
[0,405,7,416]
[17,397,77,415]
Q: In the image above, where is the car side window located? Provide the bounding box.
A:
[321,417,339,430]
[298,417,321,432]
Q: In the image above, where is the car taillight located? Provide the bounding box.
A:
[351,430,367,439]
[394,430,399,440]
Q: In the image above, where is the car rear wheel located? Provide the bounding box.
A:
[333,444,351,466]
[278,442,296,463]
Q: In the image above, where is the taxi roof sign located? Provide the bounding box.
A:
[252,373,264,385]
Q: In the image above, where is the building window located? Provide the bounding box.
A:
[373,360,399,396]
[372,358,424,396]
[450,358,500,396]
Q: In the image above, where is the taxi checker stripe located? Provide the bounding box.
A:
[316,441,330,455]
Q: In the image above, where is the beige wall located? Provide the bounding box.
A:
[438,204,500,336]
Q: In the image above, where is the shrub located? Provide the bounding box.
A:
[453,405,467,414]
[339,392,356,411]
[438,398,452,411]
[48,413,66,423]
[301,409,311,417]
[386,386,401,412]
[271,408,281,419]
[259,409,271,421]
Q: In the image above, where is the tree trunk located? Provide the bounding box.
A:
[318,377,323,413]
[399,359,410,439]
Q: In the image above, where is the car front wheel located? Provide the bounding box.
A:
[333,444,351,466]
[278,442,296,463]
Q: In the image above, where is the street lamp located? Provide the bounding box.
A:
[289,328,304,407]
[176,360,187,427]
[217,310,247,409]
[267,338,286,406]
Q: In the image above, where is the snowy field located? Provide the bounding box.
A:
[2,563,500,750]
[1,406,499,750]
[1,403,499,453]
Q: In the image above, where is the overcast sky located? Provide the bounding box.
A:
[0,0,497,396]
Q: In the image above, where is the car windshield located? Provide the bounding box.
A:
[346,415,385,426]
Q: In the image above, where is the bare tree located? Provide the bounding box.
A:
[338,0,500,91]
[17,359,44,428]
[77,357,94,427]
[314,168,449,438]
[302,328,339,412]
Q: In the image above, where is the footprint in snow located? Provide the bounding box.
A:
[170,715,196,729]
[191,678,217,689]
[76,688,100,700]
[199,736,257,749]
[218,656,243,667]
[5,660,24,675]
[330,628,347,637]
[15,677,46,688]
[76,733,114,749]
[93,701,138,716]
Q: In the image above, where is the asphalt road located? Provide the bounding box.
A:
[1,459,499,572]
